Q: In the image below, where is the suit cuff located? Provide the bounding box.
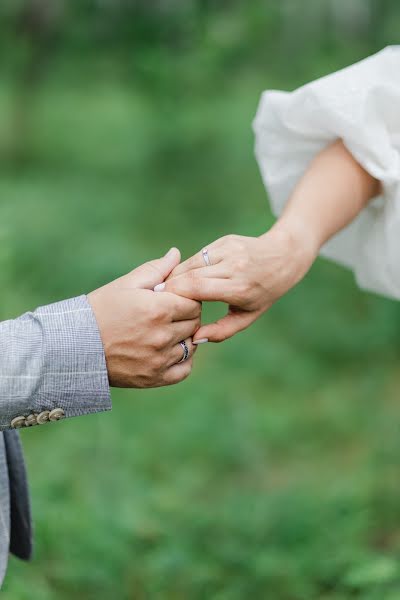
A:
[32,294,112,420]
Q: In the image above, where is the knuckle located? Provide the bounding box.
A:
[152,304,169,322]
[236,240,247,254]
[237,279,251,297]
[134,371,157,388]
[224,234,243,247]
[154,356,166,372]
[228,235,246,252]
[244,280,252,294]
[150,330,170,350]
[149,357,165,376]
[224,234,236,244]
[235,256,249,271]
[220,235,236,251]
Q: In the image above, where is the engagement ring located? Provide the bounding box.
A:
[202,248,211,266]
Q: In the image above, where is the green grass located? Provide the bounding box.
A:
[1,62,400,599]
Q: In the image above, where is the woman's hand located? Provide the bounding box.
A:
[154,223,318,343]
[153,141,381,345]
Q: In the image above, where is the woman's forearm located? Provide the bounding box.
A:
[162,140,383,343]
[270,139,382,255]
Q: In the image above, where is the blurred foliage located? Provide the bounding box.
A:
[0,1,400,598]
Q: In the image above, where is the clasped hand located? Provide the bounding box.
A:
[157,223,316,343]
[88,248,201,389]
[88,222,317,389]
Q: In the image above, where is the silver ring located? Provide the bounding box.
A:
[178,340,190,363]
[202,248,211,266]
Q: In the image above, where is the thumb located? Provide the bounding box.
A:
[193,310,255,343]
[128,247,181,289]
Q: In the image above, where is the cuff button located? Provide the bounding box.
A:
[11,416,26,429]
[37,411,50,425]
[49,408,65,422]
[25,414,37,427]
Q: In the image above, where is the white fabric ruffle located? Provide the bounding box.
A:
[253,46,400,300]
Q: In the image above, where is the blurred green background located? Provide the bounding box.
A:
[1,1,400,598]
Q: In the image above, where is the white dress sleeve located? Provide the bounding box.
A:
[253,46,400,300]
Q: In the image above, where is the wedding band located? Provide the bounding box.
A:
[202,248,211,266]
[178,340,190,363]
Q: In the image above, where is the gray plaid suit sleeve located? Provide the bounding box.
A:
[0,295,111,431]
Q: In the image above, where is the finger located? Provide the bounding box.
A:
[163,356,193,386]
[128,247,181,289]
[168,244,223,279]
[155,277,234,303]
[161,292,202,321]
[167,337,197,367]
[169,265,229,282]
[168,319,201,345]
[193,311,256,343]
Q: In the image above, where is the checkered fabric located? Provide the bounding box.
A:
[0,295,111,586]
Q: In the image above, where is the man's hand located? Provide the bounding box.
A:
[88,248,201,388]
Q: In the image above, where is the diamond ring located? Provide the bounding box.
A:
[202,248,211,266]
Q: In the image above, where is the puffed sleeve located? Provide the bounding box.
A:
[253,46,400,300]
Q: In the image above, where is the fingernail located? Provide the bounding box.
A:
[165,247,177,258]
[154,283,166,292]
[193,338,208,345]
